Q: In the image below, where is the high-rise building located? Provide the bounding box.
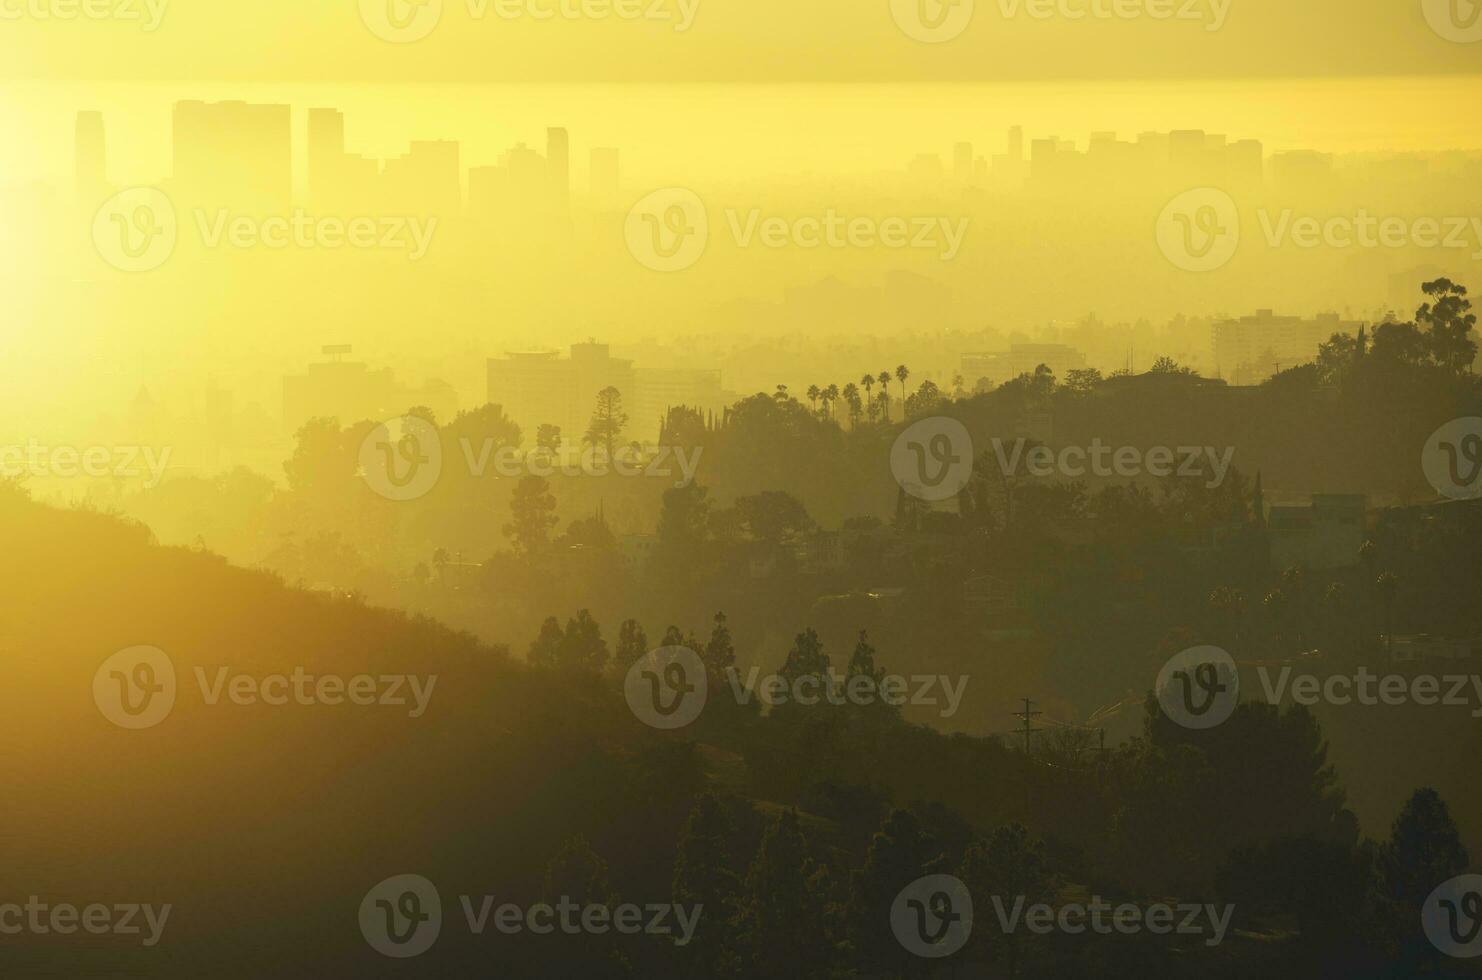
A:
[1212,310,1363,384]
[74,111,107,204]
[487,343,638,444]
[953,142,973,184]
[307,108,346,205]
[546,127,570,213]
[382,140,462,215]
[590,147,620,207]
[961,344,1088,386]
[172,100,291,213]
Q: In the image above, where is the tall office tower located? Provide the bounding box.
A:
[382,140,461,215]
[546,127,570,213]
[589,147,620,208]
[173,100,292,214]
[75,111,107,204]
[953,142,974,184]
[1007,125,1024,163]
[307,108,346,207]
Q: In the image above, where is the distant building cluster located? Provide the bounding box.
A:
[486,343,725,445]
[282,348,459,434]
[960,343,1088,387]
[1213,310,1363,385]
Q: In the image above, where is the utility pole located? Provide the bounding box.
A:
[1014,698,1041,758]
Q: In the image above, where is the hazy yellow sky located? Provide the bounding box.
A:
[0,0,1478,83]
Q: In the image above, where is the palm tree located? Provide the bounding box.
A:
[878,370,892,420]
[823,383,840,420]
[1376,571,1399,658]
[895,364,911,406]
[806,384,821,415]
[842,383,861,427]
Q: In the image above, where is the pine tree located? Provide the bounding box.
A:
[528,616,564,669]
[703,612,735,678]
[672,795,740,971]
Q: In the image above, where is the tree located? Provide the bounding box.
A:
[959,824,1054,976]
[584,386,628,461]
[528,616,564,668]
[806,384,821,415]
[503,475,558,558]
[672,794,740,971]
[1062,367,1104,395]
[406,405,437,425]
[905,379,942,418]
[1381,788,1469,912]
[733,491,813,546]
[848,809,935,972]
[895,364,911,406]
[777,628,830,691]
[842,383,862,427]
[878,370,893,419]
[536,423,562,455]
[1149,355,1197,375]
[613,619,648,674]
[556,609,609,673]
[822,383,840,421]
[860,373,876,421]
[1416,278,1477,373]
[703,612,735,677]
[733,810,834,979]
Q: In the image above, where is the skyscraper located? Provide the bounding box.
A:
[589,147,620,208]
[173,100,292,214]
[74,111,107,204]
[546,127,570,214]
